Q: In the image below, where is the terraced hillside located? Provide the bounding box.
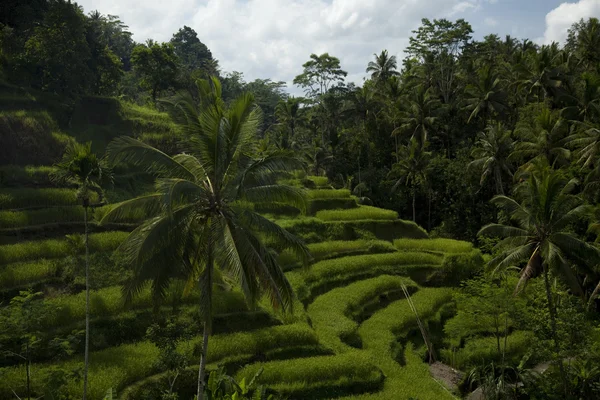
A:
[0,88,485,399]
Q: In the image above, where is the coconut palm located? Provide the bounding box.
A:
[516,45,563,102]
[464,65,508,123]
[469,123,514,195]
[561,72,600,123]
[102,78,310,400]
[479,166,599,388]
[510,108,570,168]
[275,97,304,149]
[366,50,400,83]
[566,123,600,169]
[396,84,440,146]
[51,141,111,400]
[390,137,431,222]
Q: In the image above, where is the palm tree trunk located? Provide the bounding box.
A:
[196,322,210,400]
[543,269,567,394]
[427,188,431,231]
[412,191,416,222]
[26,341,31,400]
[83,205,90,400]
[197,243,214,400]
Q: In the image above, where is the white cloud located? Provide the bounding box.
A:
[76,0,489,92]
[541,0,600,44]
[484,17,498,26]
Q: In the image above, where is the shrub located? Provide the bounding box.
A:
[394,238,473,254]
[308,275,417,352]
[440,331,535,370]
[317,206,398,221]
[0,188,99,209]
[429,249,485,286]
[307,189,350,199]
[305,176,330,188]
[0,231,128,264]
[235,352,384,399]
[0,206,85,229]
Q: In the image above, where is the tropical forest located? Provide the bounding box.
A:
[1,1,600,399]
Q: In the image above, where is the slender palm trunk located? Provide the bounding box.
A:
[83,205,90,400]
[543,269,567,394]
[26,341,31,400]
[197,244,214,400]
[196,323,210,400]
[412,190,416,222]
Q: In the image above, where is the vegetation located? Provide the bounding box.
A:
[1,2,600,399]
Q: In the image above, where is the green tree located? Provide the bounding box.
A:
[131,40,179,101]
[390,138,431,222]
[23,0,92,97]
[469,123,514,195]
[366,49,400,84]
[566,17,600,73]
[170,26,216,74]
[406,18,473,104]
[275,97,304,149]
[464,65,508,124]
[51,141,110,400]
[479,167,600,390]
[293,53,347,98]
[396,84,439,145]
[103,78,310,400]
[511,108,570,168]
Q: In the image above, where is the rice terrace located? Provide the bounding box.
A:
[1,1,600,399]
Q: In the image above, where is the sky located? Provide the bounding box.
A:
[76,0,600,93]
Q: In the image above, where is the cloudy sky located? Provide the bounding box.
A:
[76,0,600,92]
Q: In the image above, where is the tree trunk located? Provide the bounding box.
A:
[196,323,210,400]
[196,243,214,400]
[83,205,90,400]
[412,191,416,222]
[26,341,31,400]
[427,189,431,231]
[543,269,567,394]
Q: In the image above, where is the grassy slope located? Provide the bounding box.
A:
[0,87,495,399]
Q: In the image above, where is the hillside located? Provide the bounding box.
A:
[0,87,539,400]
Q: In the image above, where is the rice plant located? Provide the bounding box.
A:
[0,206,85,229]
[0,188,99,209]
[394,238,473,254]
[0,231,128,265]
[307,189,351,199]
[0,165,55,186]
[0,259,58,288]
[316,206,398,221]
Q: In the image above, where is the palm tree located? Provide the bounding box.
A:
[517,45,563,102]
[510,108,570,168]
[275,97,304,149]
[566,123,600,169]
[567,17,600,72]
[102,78,310,400]
[396,84,439,146]
[51,141,110,400]
[366,50,400,83]
[390,137,431,222]
[561,72,600,123]
[464,65,508,124]
[469,123,514,195]
[479,166,599,390]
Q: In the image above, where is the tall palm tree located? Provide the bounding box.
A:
[464,65,508,124]
[479,166,599,390]
[275,97,304,149]
[366,50,400,83]
[51,141,110,400]
[566,123,600,169]
[469,123,514,195]
[396,84,439,146]
[102,78,310,400]
[510,108,570,168]
[517,45,563,102]
[390,137,431,222]
[561,72,600,123]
